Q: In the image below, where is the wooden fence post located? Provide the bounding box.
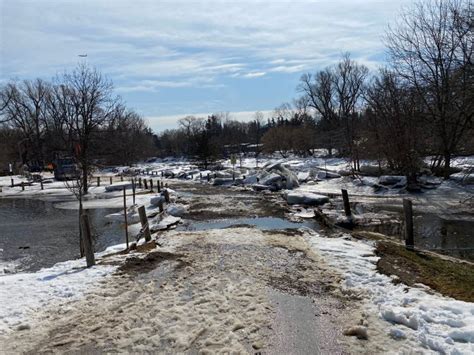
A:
[341,189,351,217]
[150,179,153,192]
[40,180,44,190]
[110,176,113,185]
[120,175,124,182]
[80,214,95,267]
[200,172,202,179]
[123,187,129,249]
[158,199,164,213]
[132,179,136,205]
[163,189,170,203]
[161,180,164,188]
[138,206,151,242]
[157,180,161,193]
[144,179,148,190]
[207,173,210,182]
[139,177,142,188]
[403,199,414,250]
[21,182,25,191]
[11,178,14,187]
[97,176,101,187]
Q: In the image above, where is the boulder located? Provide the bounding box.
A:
[286,192,329,206]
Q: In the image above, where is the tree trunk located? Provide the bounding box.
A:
[443,153,451,180]
[82,164,89,194]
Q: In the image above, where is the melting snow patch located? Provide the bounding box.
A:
[0,250,118,335]
[304,234,474,354]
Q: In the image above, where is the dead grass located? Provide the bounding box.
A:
[375,241,474,302]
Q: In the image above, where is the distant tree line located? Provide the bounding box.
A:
[156,0,473,181]
[0,64,156,191]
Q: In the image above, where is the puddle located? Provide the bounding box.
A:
[177,217,319,232]
[415,214,474,261]
[0,198,123,273]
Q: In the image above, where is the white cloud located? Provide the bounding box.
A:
[146,110,274,132]
[242,72,266,78]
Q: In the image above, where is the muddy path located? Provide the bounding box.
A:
[1,180,379,354]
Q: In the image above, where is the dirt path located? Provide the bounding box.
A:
[1,181,376,354]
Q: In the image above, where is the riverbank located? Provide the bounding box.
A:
[1,158,473,353]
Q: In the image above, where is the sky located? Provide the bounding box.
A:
[0,0,414,132]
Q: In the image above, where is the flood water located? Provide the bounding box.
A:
[177,216,320,232]
[0,198,123,274]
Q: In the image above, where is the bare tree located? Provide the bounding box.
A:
[386,0,473,178]
[365,69,424,185]
[2,80,50,166]
[60,63,119,193]
[299,54,368,164]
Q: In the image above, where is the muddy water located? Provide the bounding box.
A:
[177,216,320,232]
[0,198,122,273]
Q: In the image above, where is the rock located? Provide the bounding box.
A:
[105,182,133,192]
[378,175,406,186]
[343,326,368,339]
[286,192,329,206]
[297,171,311,182]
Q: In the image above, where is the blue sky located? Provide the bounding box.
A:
[0,0,413,132]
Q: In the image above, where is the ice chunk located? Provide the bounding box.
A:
[286,192,329,206]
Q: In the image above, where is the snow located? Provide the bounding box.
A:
[0,246,121,335]
[304,233,474,353]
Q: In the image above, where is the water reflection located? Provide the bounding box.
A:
[0,198,123,273]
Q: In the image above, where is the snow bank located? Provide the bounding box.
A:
[0,253,118,335]
[304,234,474,353]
